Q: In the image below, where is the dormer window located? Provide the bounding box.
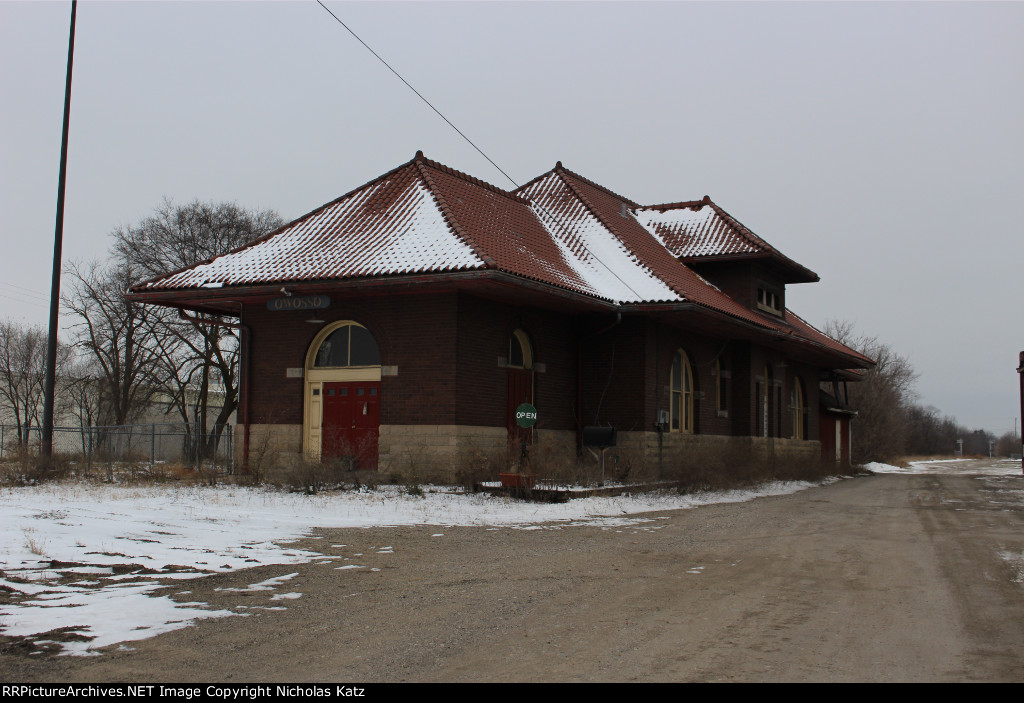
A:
[757,286,782,316]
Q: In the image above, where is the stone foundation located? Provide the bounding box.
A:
[240,422,822,484]
[241,423,301,466]
[377,424,508,483]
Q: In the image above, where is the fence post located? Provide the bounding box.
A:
[151,423,156,470]
[87,425,93,472]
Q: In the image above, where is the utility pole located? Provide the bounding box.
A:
[41,0,77,461]
[1017,351,1023,475]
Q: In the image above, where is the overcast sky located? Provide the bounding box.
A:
[2,1,1021,436]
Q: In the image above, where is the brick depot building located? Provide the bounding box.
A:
[130,152,872,479]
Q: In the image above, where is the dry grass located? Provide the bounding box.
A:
[22,527,48,557]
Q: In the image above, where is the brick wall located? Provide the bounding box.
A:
[239,290,829,479]
[454,293,578,431]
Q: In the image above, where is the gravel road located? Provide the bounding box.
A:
[4,464,1023,682]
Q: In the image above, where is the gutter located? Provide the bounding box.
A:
[129,270,619,313]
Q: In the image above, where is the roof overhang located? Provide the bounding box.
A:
[823,407,859,417]
[684,254,819,284]
[620,302,872,370]
[131,272,869,371]
[128,270,618,317]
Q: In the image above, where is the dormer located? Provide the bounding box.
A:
[634,196,818,318]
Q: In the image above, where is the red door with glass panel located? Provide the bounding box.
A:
[506,369,533,446]
[322,381,380,470]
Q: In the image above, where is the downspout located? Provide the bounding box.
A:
[177,307,250,473]
[576,312,622,450]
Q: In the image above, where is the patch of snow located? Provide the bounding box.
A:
[998,550,1024,584]
[215,572,298,593]
[526,174,681,304]
[1,479,821,655]
[270,592,302,601]
[866,459,1021,476]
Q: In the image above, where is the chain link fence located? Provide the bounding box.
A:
[0,423,234,476]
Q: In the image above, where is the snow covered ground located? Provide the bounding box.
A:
[865,457,1022,476]
[2,460,1019,656]
[1,479,819,656]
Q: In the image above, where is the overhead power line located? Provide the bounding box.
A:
[313,1,646,302]
[315,0,520,189]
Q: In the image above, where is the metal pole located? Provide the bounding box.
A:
[1017,351,1023,475]
[41,0,77,460]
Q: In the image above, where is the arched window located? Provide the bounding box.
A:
[508,329,533,370]
[671,350,694,433]
[313,322,380,368]
[791,378,806,440]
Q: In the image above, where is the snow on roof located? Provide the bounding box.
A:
[136,154,677,304]
[522,171,681,304]
[635,198,818,283]
[140,166,486,290]
[635,200,761,258]
[133,152,866,365]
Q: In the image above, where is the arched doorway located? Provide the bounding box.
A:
[303,321,382,469]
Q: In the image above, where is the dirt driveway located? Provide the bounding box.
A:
[4,466,1023,682]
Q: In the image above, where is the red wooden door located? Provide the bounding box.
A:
[322,381,381,470]
[506,369,533,446]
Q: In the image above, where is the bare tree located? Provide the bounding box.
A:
[63,355,104,428]
[0,320,73,445]
[112,199,281,446]
[995,431,1021,457]
[113,199,282,280]
[63,261,169,426]
[824,320,919,463]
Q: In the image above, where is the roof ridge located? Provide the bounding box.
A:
[554,162,640,208]
[514,165,555,195]
[704,200,772,252]
[130,156,428,292]
[415,150,529,204]
[551,169,690,300]
[642,196,710,212]
[413,157,494,269]
[705,201,817,281]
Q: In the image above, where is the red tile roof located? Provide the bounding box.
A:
[635,197,818,283]
[133,152,870,367]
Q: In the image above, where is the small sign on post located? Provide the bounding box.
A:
[515,403,538,428]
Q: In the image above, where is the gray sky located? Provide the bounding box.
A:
[2,1,1022,436]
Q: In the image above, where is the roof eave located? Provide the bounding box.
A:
[128,269,619,315]
[684,253,819,284]
[619,300,873,370]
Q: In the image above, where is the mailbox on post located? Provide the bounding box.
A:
[582,425,617,448]
[582,425,617,485]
